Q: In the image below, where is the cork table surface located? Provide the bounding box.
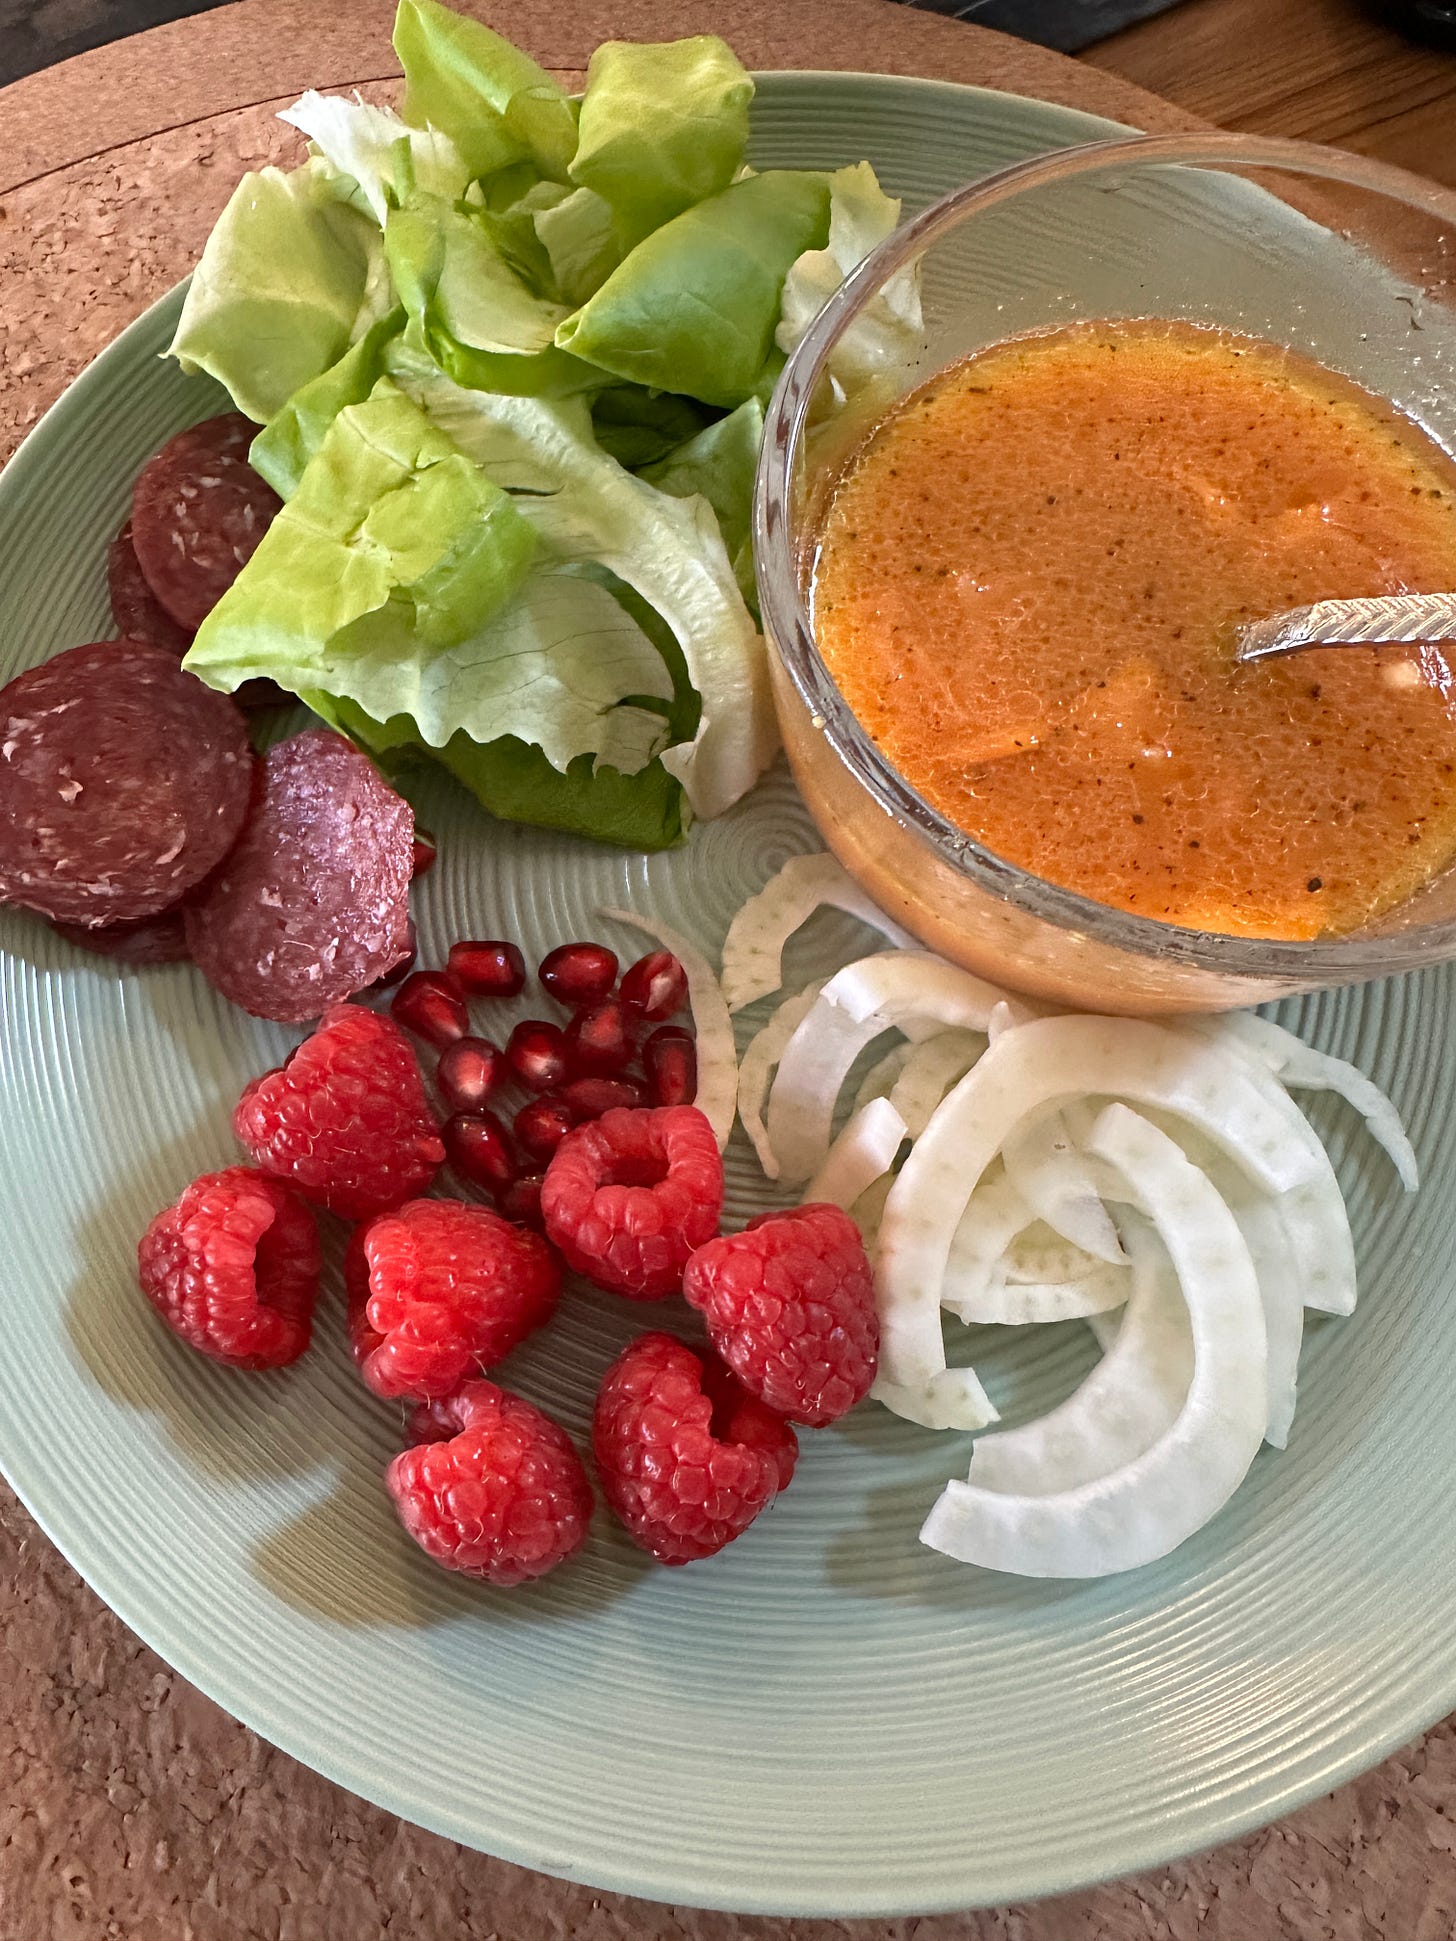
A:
[4,3,1456,1936]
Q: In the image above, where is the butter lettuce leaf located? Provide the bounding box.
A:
[389,353,775,817]
[569,37,752,251]
[556,170,831,407]
[277,90,471,226]
[249,305,405,499]
[168,164,380,422]
[394,0,577,182]
[775,160,923,389]
[186,380,673,773]
[642,397,763,614]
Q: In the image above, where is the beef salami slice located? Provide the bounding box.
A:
[0,640,253,927]
[184,729,414,1024]
[107,520,194,657]
[131,413,281,633]
[51,907,191,966]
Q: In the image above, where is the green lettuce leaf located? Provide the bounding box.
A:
[384,190,601,395]
[388,354,776,818]
[569,37,752,251]
[394,0,577,182]
[168,165,380,422]
[642,397,763,614]
[314,694,688,849]
[249,305,405,500]
[556,170,831,408]
[532,184,621,304]
[277,90,470,226]
[775,160,923,390]
[590,384,715,469]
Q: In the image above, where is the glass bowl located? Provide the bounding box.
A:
[754,132,1456,1013]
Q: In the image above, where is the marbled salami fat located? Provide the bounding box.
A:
[0,640,254,926]
[184,729,414,1024]
[107,520,194,657]
[130,413,281,633]
[51,906,191,965]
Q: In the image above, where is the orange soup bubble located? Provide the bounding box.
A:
[811,322,1456,941]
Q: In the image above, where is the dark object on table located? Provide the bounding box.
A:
[896,0,1188,52]
[1374,0,1456,50]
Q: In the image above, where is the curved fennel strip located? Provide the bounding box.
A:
[921,1104,1268,1577]
[1193,1011,1418,1192]
[851,1042,914,1118]
[766,953,1019,1185]
[599,907,736,1148]
[1001,1109,1126,1266]
[939,1170,1128,1326]
[967,1219,1193,1497]
[806,1097,909,1210]
[735,981,824,1177]
[872,1015,1318,1431]
[719,852,916,1012]
[887,1029,985,1139]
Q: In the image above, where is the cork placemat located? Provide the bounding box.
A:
[2,4,1453,1935]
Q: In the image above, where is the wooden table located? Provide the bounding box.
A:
[3,3,1456,1937]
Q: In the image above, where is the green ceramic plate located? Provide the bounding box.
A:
[2,73,1454,1918]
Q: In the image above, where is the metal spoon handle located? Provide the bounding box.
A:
[1235,591,1456,662]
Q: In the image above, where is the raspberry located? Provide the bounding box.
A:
[682,1203,879,1427]
[387,1380,593,1585]
[592,1333,797,1564]
[137,1166,320,1369]
[541,1105,723,1300]
[347,1198,561,1400]
[233,1003,445,1220]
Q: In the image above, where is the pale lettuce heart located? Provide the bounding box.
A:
[277,90,472,227]
[776,160,924,391]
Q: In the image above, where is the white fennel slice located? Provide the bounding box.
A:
[888,1029,985,1139]
[1001,1108,1126,1266]
[940,1169,1125,1325]
[921,1103,1268,1577]
[872,1014,1316,1431]
[766,952,1022,1185]
[851,1042,914,1117]
[807,1096,908,1210]
[849,1170,895,1250]
[736,981,824,1178]
[1194,1011,1418,1192]
[719,852,916,1012]
[599,907,736,1148]
[967,1219,1193,1496]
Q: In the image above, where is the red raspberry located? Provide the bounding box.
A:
[233,1003,445,1220]
[541,1105,723,1300]
[346,1198,560,1400]
[137,1166,320,1370]
[682,1203,878,1427]
[387,1380,593,1585]
[592,1333,797,1564]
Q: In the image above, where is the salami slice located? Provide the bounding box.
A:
[0,640,254,927]
[184,728,414,1024]
[51,907,190,966]
[130,413,281,633]
[107,520,194,657]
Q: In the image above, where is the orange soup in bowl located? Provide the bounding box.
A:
[810,322,1456,941]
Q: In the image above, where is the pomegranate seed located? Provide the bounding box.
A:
[437,1036,505,1113]
[506,1018,570,1092]
[369,919,418,992]
[539,940,618,1006]
[443,1110,517,1189]
[556,1075,648,1119]
[564,997,636,1076]
[498,1173,545,1231]
[619,949,688,1022]
[411,829,437,876]
[448,939,526,998]
[514,1096,577,1162]
[390,969,469,1048]
[643,1025,697,1107]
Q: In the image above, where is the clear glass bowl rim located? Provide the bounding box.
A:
[752,129,1456,978]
